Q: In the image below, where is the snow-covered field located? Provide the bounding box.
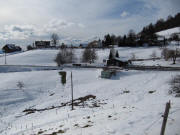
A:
[0,47,180,135]
[0,49,59,66]
[0,47,170,66]
[0,69,180,135]
[0,46,179,67]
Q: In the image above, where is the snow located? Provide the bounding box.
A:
[156,27,180,38]
[133,58,180,67]
[0,47,180,135]
[0,49,59,66]
[0,47,165,66]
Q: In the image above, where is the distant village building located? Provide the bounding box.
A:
[2,44,22,53]
[35,41,51,48]
[88,40,102,48]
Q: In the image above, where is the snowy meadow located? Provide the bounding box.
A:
[0,47,180,135]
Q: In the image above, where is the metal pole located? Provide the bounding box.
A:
[71,71,74,110]
[5,52,6,65]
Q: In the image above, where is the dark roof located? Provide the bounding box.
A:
[2,44,21,53]
[6,44,16,49]
[35,41,50,46]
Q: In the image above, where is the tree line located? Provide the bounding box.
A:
[101,12,180,47]
[26,12,179,51]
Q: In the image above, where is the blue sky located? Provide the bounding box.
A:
[0,0,179,46]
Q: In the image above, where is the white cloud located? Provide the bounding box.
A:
[43,19,75,32]
[0,25,35,40]
[121,11,129,17]
[0,18,86,42]
[0,0,179,46]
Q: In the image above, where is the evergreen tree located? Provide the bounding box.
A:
[109,50,113,59]
[103,34,111,47]
[115,50,119,58]
[123,35,127,46]
[127,29,136,46]
[109,48,115,59]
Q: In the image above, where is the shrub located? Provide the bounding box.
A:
[27,45,33,50]
[169,75,180,97]
[150,50,157,60]
[17,81,25,90]
[130,53,136,60]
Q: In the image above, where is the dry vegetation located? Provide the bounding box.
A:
[169,75,180,97]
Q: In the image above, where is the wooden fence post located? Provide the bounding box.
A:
[71,71,74,110]
[160,101,171,135]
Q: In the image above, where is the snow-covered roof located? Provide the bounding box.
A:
[114,57,129,62]
[6,44,16,49]
[156,27,180,38]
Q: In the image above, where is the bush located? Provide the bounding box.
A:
[55,48,75,66]
[130,53,136,60]
[27,45,33,50]
[17,81,25,90]
[150,50,157,60]
[169,75,180,97]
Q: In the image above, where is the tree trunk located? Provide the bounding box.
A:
[173,56,176,64]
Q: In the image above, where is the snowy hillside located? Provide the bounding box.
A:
[0,47,180,135]
[0,47,164,66]
[156,27,180,38]
[0,49,59,66]
[0,46,179,67]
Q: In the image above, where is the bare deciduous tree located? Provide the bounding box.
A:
[82,47,97,63]
[161,48,180,64]
[55,48,75,66]
[51,33,59,46]
[161,48,169,60]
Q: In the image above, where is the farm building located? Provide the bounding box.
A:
[2,44,22,53]
[106,48,131,67]
[35,41,51,48]
[107,57,131,67]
